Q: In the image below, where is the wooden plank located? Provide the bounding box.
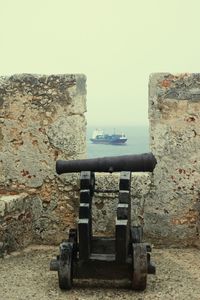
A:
[80,171,95,196]
[78,172,94,260]
[119,190,130,204]
[78,219,90,260]
[80,171,92,189]
[73,259,132,280]
[115,171,131,263]
[79,203,90,219]
[115,220,130,262]
[90,253,115,261]
[80,189,91,203]
[91,237,115,254]
[117,203,129,220]
[119,172,131,190]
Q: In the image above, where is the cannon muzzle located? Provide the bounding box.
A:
[56,152,157,174]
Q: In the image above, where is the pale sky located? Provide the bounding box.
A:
[0,0,200,126]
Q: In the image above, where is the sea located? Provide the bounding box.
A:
[87,125,150,158]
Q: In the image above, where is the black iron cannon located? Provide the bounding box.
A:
[56,152,157,174]
[50,152,157,291]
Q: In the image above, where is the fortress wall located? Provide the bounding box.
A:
[92,73,200,248]
[0,74,87,254]
[145,73,200,247]
[1,72,200,254]
[92,172,152,236]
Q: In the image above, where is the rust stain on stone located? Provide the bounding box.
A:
[0,190,18,195]
[178,169,185,174]
[185,116,196,122]
[38,127,46,134]
[32,140,38,146]
[40,184,53,202]
[54,150,59,161]
[171,210,199,225]
[161,79,171,88]
[21,170,29,177]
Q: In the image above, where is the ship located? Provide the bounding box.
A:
[90,129,127,145]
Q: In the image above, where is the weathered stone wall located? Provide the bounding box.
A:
[91,73,200,248]
[1,72,200,252]
[0,74,86,253]
[92,173,152,236]
[145,73,200,247]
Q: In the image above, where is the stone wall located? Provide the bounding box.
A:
[0,74,86,254]
[90,73,200,248]
[1,72,200,253]
[145,73,200,247]
[92,172,152,236]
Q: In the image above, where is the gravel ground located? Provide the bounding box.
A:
[0,245,200,300]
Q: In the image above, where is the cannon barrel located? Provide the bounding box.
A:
[56,152,157,174]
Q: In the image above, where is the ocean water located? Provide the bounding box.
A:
[87,126,150,158]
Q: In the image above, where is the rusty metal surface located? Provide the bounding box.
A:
[56,153,157,174]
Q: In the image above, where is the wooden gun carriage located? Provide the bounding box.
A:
[50,153,156,291]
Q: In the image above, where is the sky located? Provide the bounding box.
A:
[0,0,200,126]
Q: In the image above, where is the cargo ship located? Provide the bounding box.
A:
[90,129,127,145]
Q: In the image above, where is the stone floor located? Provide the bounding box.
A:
[0,245,200,300]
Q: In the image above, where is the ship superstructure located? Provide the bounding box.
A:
[90,129,127,145]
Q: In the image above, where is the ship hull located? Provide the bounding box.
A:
[90,138,127,145]
[90,129,127,145]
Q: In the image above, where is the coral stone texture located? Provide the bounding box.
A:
[0,74,87,252]
[147,73,200,246]
[92,173,152,236]
[1,72,200,253]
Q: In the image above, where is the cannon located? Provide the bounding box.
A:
[56,152,157,174]
[50,152,157,291]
